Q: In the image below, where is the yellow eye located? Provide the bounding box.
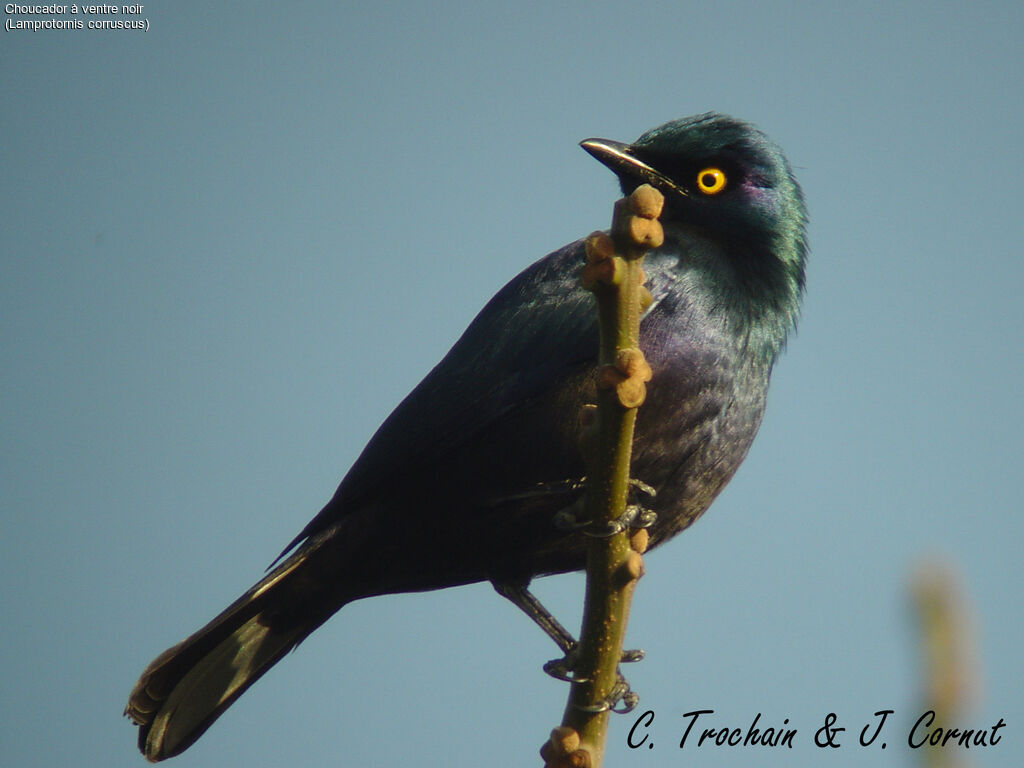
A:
[696,167,727,195]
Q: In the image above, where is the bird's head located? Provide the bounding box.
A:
[581,113,807,346]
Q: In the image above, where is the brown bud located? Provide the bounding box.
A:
[620,550,645,583]
[550,726,580,755]
[616,347,651,379]
[627,216,664,249]
[615,377,647,409]
[580,254,624,290]
[584,231,615,263]
[629,184,664,219]
[597,349,652,408]
[540,740,556,762]
[541,727,591,768]
[630,527,650,553]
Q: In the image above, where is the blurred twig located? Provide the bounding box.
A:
[911,558,980,768]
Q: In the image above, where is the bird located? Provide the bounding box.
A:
[125,112,807,761]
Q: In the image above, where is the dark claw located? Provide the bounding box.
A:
[543,653,589,683]
[582,518,627,538]
[544,646,642,684]
[581,503,655,538]
[556,478,658,536]
[546,647,643,717]
[628,478,657,500]
[574,678,639,714]
[614,689,640,714]
[626,478,658,529]
[627,503,657,529]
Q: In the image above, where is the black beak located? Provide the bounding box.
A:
[579,138,689,199]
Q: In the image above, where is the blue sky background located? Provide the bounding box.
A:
[3,2,1021,767]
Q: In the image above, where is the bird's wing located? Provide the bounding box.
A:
[278,240,603,555]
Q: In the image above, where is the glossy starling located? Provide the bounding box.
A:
[126,112,807,761]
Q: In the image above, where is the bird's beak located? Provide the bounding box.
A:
[579,138,689,199]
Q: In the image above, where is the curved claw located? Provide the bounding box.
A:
[582,503,657,537]
[628,478,657,499]
[543,656,588,683]
[544,646,643,685]
[620,648,645,663]
[582,518,627,538]
[612,689,640,714]
[631,505,657,529]
[627,479,658,529]
[574,679,634,714]
[576,703,610,713]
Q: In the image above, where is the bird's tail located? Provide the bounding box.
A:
[125,541,341,762]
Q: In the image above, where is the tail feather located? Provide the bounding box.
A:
[140,617,303,760]
[125,545,336,762]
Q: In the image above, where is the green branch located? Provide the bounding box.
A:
[541,185,663,768]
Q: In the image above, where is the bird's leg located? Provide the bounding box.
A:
[492,580,643,712]
[492,580,577,657]
[553,478,658,537]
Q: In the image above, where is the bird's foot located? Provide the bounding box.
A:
[542,646,580,682]
[575,677,641,714]
[493,577,644,715]
[553,478,657,536]
[542,644,644,682]
[544,647,642,713]
[542,643,644,716]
